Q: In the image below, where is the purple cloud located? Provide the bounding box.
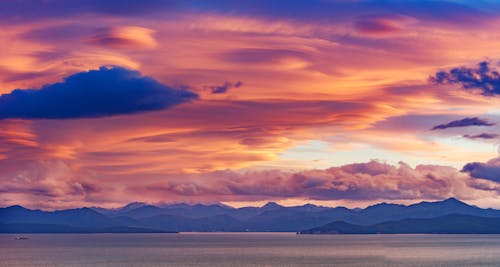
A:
[431,117,495,130]
[462,157,500,183]
[463,133,499,140]
[430,61,500,96]
[354,14,415,35]
[206,81,243,94]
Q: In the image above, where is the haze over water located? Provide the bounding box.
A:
[2,233,500,267]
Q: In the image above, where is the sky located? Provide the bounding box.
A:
[2,0,500,210]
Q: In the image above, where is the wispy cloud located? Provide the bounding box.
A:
[206,81,243,94]
[88,26,158,49]
[353,14,416,35]
[463,133,499,140]
[431,117,495,130]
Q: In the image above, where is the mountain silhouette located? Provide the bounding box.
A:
[299,214,500,234]
[2,198,500,233]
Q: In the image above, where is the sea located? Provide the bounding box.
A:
[1,233,500,267]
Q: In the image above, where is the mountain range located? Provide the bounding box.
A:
[299,214,500,234]
[2,198,500,233]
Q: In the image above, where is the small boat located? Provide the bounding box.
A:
[14,237,29,240]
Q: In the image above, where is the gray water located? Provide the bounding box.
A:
[1,233,500,267]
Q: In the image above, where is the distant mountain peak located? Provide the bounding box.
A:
[365,202,404,210]
[6,205,27,210]
[119,202,149,211]
[441,197,471,207]
[262,202,283,209]
[62,207,100,214]
[442,197,463,203]
[416,197,469,207]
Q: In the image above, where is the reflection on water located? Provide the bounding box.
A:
[1,233,500,267]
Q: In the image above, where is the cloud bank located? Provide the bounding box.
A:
[0,66,198,119]
[134,160,479,203]
[3,158,495,210]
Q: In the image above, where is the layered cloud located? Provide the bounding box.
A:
[354,14,417,35]
[0,66,197,119]
[88,26,158,49]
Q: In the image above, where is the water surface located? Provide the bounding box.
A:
[1,233,500,266]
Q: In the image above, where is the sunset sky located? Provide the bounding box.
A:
[2,0,500,210]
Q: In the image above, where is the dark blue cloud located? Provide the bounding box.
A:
[431,117,495,130]
[0,66,198,119]
[463,133,499,140]
[430,61,500,96]
[206,81,243,94]
[462,159,500,183]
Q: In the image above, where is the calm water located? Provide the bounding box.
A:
[1,233,500,267]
